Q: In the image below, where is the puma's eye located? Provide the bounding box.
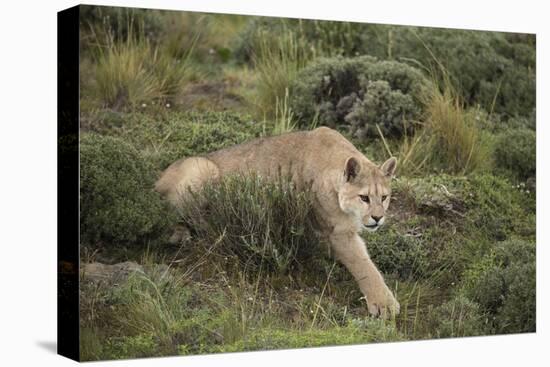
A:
[382,195,388,202]
[359,195,370,203]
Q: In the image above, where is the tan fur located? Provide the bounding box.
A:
[155,127,400,317]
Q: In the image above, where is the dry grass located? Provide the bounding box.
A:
[252,28,312,120]
[84,18,197,110]
[397,74,491,176]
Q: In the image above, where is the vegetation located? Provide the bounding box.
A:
[78,6,536,361]
[178,174,322,274]
[79,133,176,249]
[494,128,536,181]
[236,18,536,118]
[289,56,429,139]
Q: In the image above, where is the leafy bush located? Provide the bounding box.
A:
[461,239,536,334]
[366,228,430,280]
[381,28,535,118]
[90,111,266,170]
[80,133,176,247]
[290,56,429,139]
[494,128,536,181]
[237,20,535,118]
[426,295,487,338]
[178,174,322,274]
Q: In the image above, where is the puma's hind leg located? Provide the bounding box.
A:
[155,156,220,207]
[155,157,220,243]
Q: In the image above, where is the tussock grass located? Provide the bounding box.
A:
[84,16,197,110]
[252,28,312,120]
[398,73,491,176]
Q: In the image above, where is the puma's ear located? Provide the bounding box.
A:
[344,157,361,182]
[381,157,397,177]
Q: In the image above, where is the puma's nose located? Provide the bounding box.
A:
[372,215,382,223]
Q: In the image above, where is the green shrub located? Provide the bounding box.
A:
[382,27,536,118]
[366,227,430,280]
[237,19,535,118]
[178,174,322,274]
[290,56,429,139]
[465,175,535,241]
[494,128,536,181]
[461,239,536,334]
[91,111,266,170]
[426,295,487,338]
[80,133,176,247]
[399,174,535,241]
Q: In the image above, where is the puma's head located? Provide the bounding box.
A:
[337,156,397,232]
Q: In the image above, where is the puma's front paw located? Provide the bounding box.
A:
[366,287,400,319]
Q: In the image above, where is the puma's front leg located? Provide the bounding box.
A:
[330,232,399,318]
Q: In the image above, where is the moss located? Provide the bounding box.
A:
[80,133,176,248]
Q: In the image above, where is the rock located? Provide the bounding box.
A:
[81,261,144,285]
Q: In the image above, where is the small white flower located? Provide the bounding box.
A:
[166,103,171,108]
[141,103,147,108]
[248,297,253,301]
[526,190,530,194]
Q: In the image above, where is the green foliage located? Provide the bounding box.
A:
[290,56,428,139]
[80,5,164,46]
[461,239,536,334]
[398,81,491,176]
[90,111,266,170]
[253,28,311,120]
[236,20,535,118]
[381,27,536,119]
[85,31,196,110]
[426,295,487,338]
[105,334,160,359]
[366,227,430,280]
[399,174,535,241]
[77,10,536,359]
[494,128,536,181]
[178,174,322,274]
[80,5,198,112]
[80,133,176,247]
[206,319,403,353]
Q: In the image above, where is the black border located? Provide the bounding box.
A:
[57,4,80,362]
